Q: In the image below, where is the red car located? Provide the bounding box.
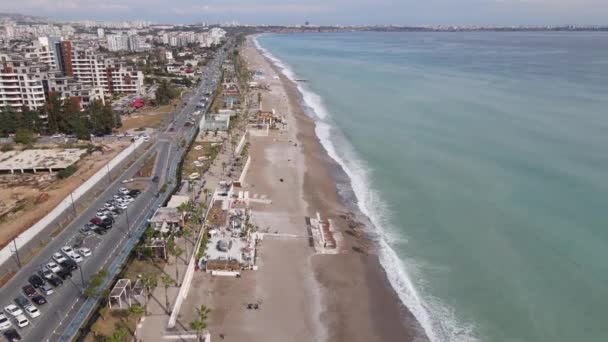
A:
[90,217,102,225]
[22,284,37,297]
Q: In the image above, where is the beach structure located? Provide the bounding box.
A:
[150,207,182,233]
[0,148,86,174]
[200,113,231,131]
[108,279,132,309]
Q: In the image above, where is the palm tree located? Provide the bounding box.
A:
[190,319,205,342]
[203,188,210,204]
[107,327,128,342]
[182,228,193,259]
[127,304,145,321]
[170,246,185,285]
[196,304,211,326]
[177,202,190,226]
[160,274,175,314]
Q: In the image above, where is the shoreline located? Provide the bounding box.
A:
[249,36,428,341]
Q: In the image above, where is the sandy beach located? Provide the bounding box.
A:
[180,36,427,342]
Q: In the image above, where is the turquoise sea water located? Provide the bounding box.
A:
[255,32,608,342]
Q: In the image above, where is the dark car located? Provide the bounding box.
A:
[59,259,77,271]
[112,207,123,214]
[93,226,107,235]
[3,328,21,342]
[31,295,47,305]
[47,275,63,287]
[152,176,159,183]
[129,189,141,197]
[14,295,30,309]
[56,268,72,279]
[28,274,45,288]
[22,284,36,297]
[90,217,103,225]
[102,217,114,225]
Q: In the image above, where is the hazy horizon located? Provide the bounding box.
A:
[1,0,607,26]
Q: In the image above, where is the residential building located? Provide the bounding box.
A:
[0,54,48,110]
[97,28,105,39]
[107,34,129,51]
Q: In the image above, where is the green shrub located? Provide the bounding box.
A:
[57,165,78,179]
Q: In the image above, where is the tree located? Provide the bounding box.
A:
[155,79,177,105]
[160,274,175,313]
[45,92,63,134]
[171,246,184,284]
[107,327,128,342]
[14,128,35,145]
[182,228,193,259]
[190,319,205,342]
[127,304,145,319]
[141,273,158,295]
[196,304,211,327]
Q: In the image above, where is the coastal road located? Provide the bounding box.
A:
[0,44,231,341]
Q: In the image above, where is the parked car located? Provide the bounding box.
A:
[112,208,123,214]
[121,178,134,184]
[90,217,103,225]
[52,252,67,264]
[104,204,116,211]
[23,306,39,319]
[38,268,53,281]
[122,195,134,203]
[55,268,72,280]
[119,187,129,195]
[40,284,54,295]
[61,246,76,256]
[45,262,61,273]
[95,212,108,220]
[70,253,84,263]
[31,295,46,306]
[128,189,141,197]
[47,275,63,287]
[116,203,128,210]
[13,297,28,310]
[59,259,77,271]
[22,285,36,298]
[3,328,21,342]
[28,275,45,288]
[93,226,107,235]
[0,313,12,330]
[80,224,94,236]
[14,315,28,328]
[3,305,22,317]
[78,247,92,257]
[152,175,160,183]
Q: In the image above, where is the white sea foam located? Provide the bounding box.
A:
[253,35,479,342]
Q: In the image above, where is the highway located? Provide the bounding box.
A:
[0,41,231,342]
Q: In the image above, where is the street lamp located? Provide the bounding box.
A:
[125,206,131,238]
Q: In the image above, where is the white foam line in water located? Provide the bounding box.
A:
[254,35,479,342]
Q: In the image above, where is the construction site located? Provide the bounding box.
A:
[0,140,130,249]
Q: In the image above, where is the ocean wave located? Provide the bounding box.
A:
[253,35,478,342]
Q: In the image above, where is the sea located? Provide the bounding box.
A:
[254,32,608,342]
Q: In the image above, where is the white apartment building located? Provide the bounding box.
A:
[65,44,144,94]
[97,28,105,39]
[107,34,129,51]
[0,54,48,110]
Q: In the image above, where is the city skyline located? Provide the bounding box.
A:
[0,0,607,26]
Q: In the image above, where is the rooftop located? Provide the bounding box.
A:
[0,148,86,173]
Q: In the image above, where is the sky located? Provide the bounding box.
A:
[0,0,607,26]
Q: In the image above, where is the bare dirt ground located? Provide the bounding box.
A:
[119,99,180,132]
[0,141,130,248]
